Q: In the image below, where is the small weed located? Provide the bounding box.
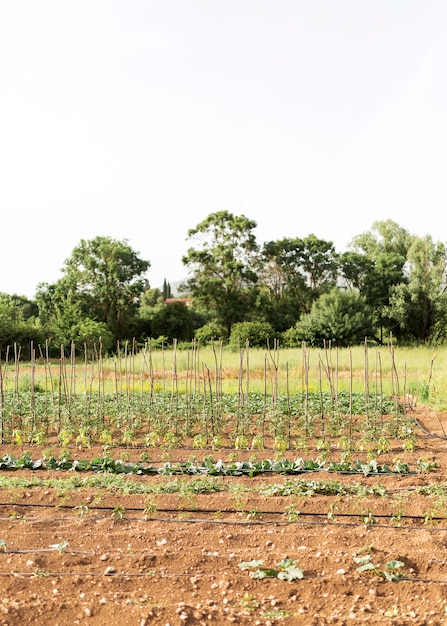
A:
[261,609,292,619]
[240,594,260,611]
[384,605,399,618]
[327,501,339,521]
[417,458,438,473]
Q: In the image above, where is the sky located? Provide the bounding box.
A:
[1,0,446,298]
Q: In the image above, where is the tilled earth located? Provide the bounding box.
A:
[1,406,447,625]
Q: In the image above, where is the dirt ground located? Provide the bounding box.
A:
[1,406,447,625]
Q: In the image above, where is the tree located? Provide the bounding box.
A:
[182,211,259,337]
[150,302,194,343]
[35,280,115,354]
[61,237,150,340]
[258,235,338,332]
[299,234,338,293]
[387,236,447,342]
[0,293,43,356]
[283,288,374,348]
[350,219,413,259]
[345,221,413,343]
[162,279,172,300]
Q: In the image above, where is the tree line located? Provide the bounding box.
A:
[1,211,446,356]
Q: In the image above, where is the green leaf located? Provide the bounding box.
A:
[277,566,304,581]
[385,560,405,570]
[353,555,372,565]
[238,559,264,570]
[357,562,377,573]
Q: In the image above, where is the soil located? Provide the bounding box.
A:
[1,405,447,625]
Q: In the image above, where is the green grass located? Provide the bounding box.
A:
[4,344,446,399]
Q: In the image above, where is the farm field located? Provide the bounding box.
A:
[1,345,447,624]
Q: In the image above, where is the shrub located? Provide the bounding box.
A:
[229,321,276,350]
[283,288,374,348]
[194,322,227,345]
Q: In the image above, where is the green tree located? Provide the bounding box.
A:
[150,302,194,343]
[345,220,413,343]
[300,234,338,293]
[61,237,150,340]
[182,211,259,337]
[35,281,114,353]
[162,279,172,300]
[387,236,447,342]
[350,219,413,259]
[0,293,43,355]
[258,235,338,332]
[140,287,164,308]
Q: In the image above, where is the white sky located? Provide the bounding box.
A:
[1,0,446,298]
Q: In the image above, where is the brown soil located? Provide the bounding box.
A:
[1,405,447,625]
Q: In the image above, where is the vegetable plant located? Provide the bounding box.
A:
[238,559,304,581]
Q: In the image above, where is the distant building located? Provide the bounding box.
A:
[164,297,192,307]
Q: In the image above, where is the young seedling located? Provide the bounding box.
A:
[240,594,260,611]
[238,559,304,581]
[111,505,125,520]
[75,504,91,517]
[49,541,68,553]
[284,503,300,522]
[354,554,407,581]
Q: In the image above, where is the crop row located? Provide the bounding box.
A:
[0,389,408,446]
[0,453,429,476]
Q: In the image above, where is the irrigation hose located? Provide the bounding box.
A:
[0,501,444,522]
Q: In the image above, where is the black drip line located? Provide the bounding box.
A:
[1,512,447,530]
[415,418,447,440]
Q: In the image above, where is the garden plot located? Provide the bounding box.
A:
[0,405,446,625]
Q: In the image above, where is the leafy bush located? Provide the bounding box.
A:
[150,302,194,342]
[229,321,276,350]
[283,288,374,348]
[194,322,227,344]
